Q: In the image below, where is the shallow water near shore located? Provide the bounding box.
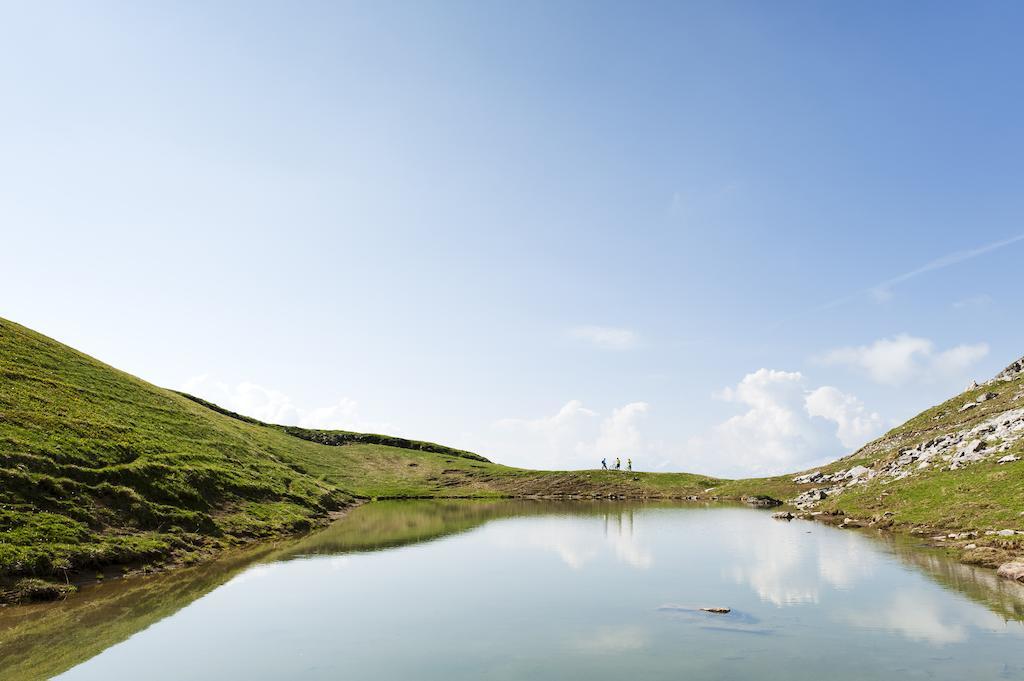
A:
[4,500,1024,680]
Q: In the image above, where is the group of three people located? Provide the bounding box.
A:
[601,457,631,471]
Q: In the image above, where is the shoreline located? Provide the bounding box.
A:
[4,493,1021,607]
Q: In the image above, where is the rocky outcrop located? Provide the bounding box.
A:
[788,405,1024,509]
[742,495,782,507]
[990,356,1024,384]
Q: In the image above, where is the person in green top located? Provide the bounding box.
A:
[615,457,621,470]
[627,458,632,471]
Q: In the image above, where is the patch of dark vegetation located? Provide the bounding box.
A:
[277,426,491,463]
[0,577,77,603]
[173,392,265,425]
[176,390,490,462]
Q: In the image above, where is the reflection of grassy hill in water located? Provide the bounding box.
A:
[884,535,1024,622]
[281,499,533,556]
[0,541,285,681]
[0,500,672,680]
[279,498,703,558]
[4,499,1024,680]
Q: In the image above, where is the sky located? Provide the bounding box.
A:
[3,1,1023,477]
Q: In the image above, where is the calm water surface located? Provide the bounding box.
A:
[4,500,1024,680]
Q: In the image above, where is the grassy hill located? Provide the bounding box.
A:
[0,319,716,601]
[3,316,1021,602]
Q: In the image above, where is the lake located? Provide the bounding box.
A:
[3,500,1024,680]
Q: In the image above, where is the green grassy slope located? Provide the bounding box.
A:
[7,313,1017,602]
[0,319,717,600]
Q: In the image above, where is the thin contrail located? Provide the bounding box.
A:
[814,232,1024,313]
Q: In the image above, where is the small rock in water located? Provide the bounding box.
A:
[700,607,731,614]
[771,511,794,520]
[997,562,1024,583]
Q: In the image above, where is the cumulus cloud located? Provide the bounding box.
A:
[818,334,988,386]
[491,400,649,470]
[805,386,884,449]
[568,325,639,350]
[683,369,884,477]
[180,375,395,434]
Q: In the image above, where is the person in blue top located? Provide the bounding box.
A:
[601,457,608,470]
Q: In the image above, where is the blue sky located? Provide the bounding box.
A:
[3,1,1023,476]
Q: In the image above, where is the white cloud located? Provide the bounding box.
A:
[818,334,989,386]
[491,400,649,470]
[180,375,395,434]
[805,386,884,449]
[568,325,639,350]
[594,402,649,458]
[489,372,880,477]
[682,369,884,477]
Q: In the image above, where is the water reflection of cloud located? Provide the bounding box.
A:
[727,521,819,606]
[845,593,967,645]
[488,513,652,570]
[571,625,649,653]
[725,518,878,606]
[817,533,877,590]
[606,527,653,569]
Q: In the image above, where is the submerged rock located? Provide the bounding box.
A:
[700,607,731,614]
[997,562,1024,583]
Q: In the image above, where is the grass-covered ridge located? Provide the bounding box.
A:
[3,315,1021,602]
[0,318,718,601]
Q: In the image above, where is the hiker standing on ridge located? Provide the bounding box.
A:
[615,457,621,470]
[627,458,632,472]
[601,458,607,470]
